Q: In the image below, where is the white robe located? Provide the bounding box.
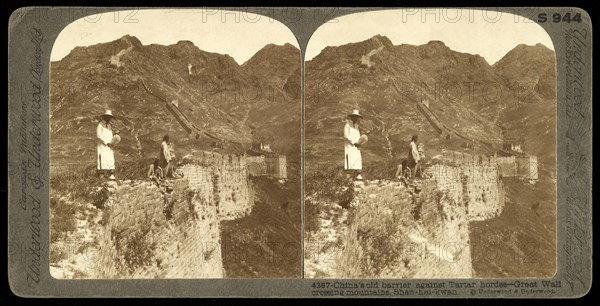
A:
[344,121,362,170]
[97,121,115,170]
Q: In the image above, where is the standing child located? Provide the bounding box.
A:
[148,159,163,183]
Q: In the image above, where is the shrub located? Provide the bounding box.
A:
[50,158,153,204]
[91,187,111,209]
[114,215,156,274]
[305,166,355,209]
[359,220,404,276]
[435,190,449,221]
[203,246,215,261]
[361,159,400,180]
[51,166,106,204]
[304,199,321,234]
[50,243,68,264]
[50,197,77,243]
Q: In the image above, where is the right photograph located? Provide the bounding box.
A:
[304,9,557,278]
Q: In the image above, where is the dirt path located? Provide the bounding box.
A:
[380,119,393,159]
[241,107,251,127]
[130,122,143,158]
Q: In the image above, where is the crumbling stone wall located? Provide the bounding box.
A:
[516,155,538,180]
[459,163,503,221]
[180,151,254,220]
[265,155,287,179]
[436,152,505,221]
[95,151,255,278]
[335,159,505,278]
[336,180,473,278]
[246,156,266,176]
[97,180,223,278]
[247,154,287,179]
[441,150,537,181]
[496,156,517,177]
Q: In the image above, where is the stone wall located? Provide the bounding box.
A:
[265,155,287,179]
[246,156,266,176]
[95,151,255,278]
[97,180,223,278]
[459,163,503,221]
[246,154,287,179]
[431,153,505,221]
[336,180,473,278]
[493,153,538,181]
[333,158,505,278]
[516,155,538,180]
[496,156,517,177]
[180,151,254,220]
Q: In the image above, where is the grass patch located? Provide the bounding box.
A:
[51,166,106,204]
[358,219,405,276]
[305,166,355,209]
[116,158,155,181]
[304,199,321,234]
[51,158,153,203]
[72,270,88,278]
[113,214,157,275]
[361,159,401,180]
[50,243,68,264]
[50,197,77,243]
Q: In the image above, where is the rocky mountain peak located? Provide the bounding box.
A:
[174,40,197,49]
[494,43,554,67]
[116,34,143,49]
[243,42,300,66]
[425,40,448,48]
[366,34,394,48]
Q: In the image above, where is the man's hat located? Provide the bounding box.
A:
[348,109,362,118]
[101,110,114,118]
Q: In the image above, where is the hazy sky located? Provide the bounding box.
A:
[306,9,555,65]
[51,9,298,64]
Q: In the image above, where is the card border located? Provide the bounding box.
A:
[7,6,593,298]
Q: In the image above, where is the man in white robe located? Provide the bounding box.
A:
[344,109,363,180]
[97,110,116,180]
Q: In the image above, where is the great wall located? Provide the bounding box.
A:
[55,149,288,279]
[140,78,223,143]
[306,150,537,278]
[390,77,498,147]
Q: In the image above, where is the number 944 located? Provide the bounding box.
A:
[537,12,582,23]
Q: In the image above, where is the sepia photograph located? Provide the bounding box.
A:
[49,9,302,279]
[304,9,557,279]
[6,5,593,298]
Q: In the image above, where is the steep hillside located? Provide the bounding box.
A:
[493,43,557,171]
[50,35,301,169]
[220,177,301,278]
[305,35,556,172]
[241,43,302,161]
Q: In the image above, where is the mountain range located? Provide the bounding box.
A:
[304,35,556,173]
[51,34,556,176]
[50,35,301,168]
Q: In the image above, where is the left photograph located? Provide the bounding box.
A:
[49,9,301,279]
